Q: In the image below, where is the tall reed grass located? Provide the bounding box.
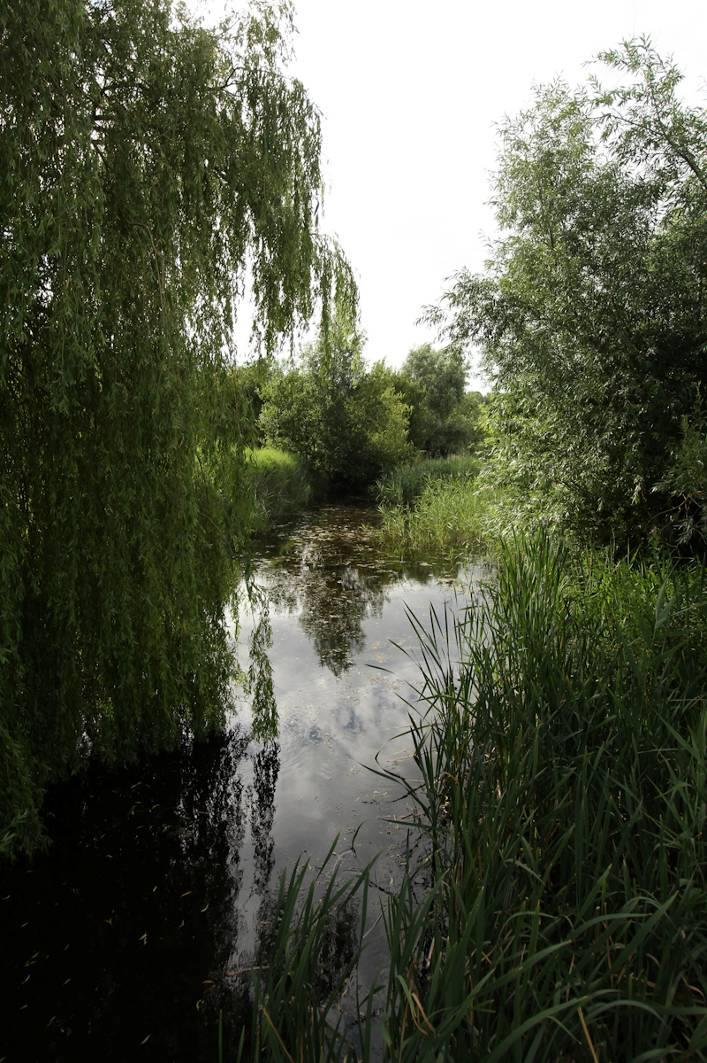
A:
[227,842,371,1062]
[224,534,707,1059]
[376,455,480,508]
[378,534,707,1059]
[377,478,495,558]
[246,447,313,533]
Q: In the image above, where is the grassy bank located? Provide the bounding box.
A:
[246,447,314,534]
[376,455,480,507]
[231,534,707,1059]
[379,534,707,1058]
[375,456,495,558]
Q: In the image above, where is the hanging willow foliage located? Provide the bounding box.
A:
[0,0,354,856]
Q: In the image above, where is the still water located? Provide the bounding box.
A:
[1,505,479,1062]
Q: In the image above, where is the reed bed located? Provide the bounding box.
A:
[376,534,707,1059]
[247,447,314,533]
[377,477,494,557]
[227,533,707,1060]
[375,455,481,508]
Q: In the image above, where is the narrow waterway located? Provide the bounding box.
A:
[1,504,483,1062]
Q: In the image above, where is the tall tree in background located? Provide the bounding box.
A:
[396,343,484,456]
[431,40,706,545]
[0,0,353,854]
[260,311,410,490]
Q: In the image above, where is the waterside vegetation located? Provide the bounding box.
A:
[246,448,314,533]
[376,473,493,560]
[229,535,707,1060]
[223,35,707,1058]
[1,4,706,1059]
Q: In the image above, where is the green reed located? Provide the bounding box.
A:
[377,476,496,558]
[224,533,707,1059]
[375,455,481,508]
[377,533,707,1059]
[229,841,372,1062]
[247,447,314,533]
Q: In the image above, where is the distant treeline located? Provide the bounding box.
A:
[235,317,486,495]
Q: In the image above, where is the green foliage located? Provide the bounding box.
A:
[232,842,369,1061]
[0,722,43,859]
[260,314,412,491]
[375,455,494,561]
[247,447,314,533]
[375,535,707,1058]
[376,454,481,507]
[395,344,484,456]
[232,361,275,448]
[0,0,353,855]
[658,404,707,546]
[430,39,707,548]
[377,475,494,559]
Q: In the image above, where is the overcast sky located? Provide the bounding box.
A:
[202,1,706,384]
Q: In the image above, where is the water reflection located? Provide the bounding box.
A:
[0,731,285,1062]
[2,504,476,1061]
[253,505,458,675]
[250,740,280,890]
[247,586,278,740]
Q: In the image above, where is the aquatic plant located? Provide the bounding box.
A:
[247,448,315,534]
[227,533,707,1059]
[229,841,371,1062]
[376,533,707,1058]
[375,455,481,508]
[377,477,495,559]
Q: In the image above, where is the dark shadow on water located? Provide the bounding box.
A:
[0,730,287,1062]
[2,504,471,1060]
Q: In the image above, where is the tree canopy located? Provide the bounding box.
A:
[0,0,353,855]
[260,313,411,490]
[430,40,707,546]
[395,344,484,456]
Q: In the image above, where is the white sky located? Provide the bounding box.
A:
[201,1,706,386]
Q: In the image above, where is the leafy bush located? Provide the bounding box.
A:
[260,316,411,492]
[430,42,707,548]
[394,345,485,457]
[658,410,707,548]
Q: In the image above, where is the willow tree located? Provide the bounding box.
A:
[0,0,354,855]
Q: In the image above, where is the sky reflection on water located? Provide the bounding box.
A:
[1,504,485,1062]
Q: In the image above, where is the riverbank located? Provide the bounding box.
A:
[373,455,495,560]
[238,532,707,1059]
[247,450,488,548]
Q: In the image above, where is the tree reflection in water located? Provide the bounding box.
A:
[256,505,444,676]
[0,724,292,1063]
[2,505,464,1061]
[250,740,280,891]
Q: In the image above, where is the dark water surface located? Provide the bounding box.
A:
[1,505,481,1062]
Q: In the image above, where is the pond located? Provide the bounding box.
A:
[1,504,483,1062]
